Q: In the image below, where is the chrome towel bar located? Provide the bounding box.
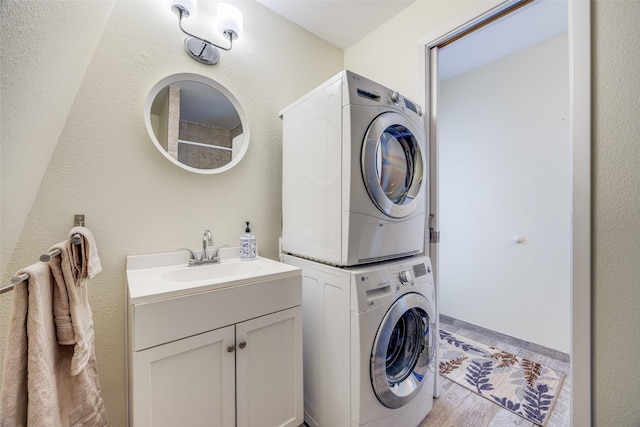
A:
[0,234,82,295]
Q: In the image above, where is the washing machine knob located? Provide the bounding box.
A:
[399,269,411,285]
[390,91,400,104]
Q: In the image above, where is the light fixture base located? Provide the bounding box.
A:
[184,36,220,65]
[223,29,238,41]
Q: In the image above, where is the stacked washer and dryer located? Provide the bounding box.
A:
[280,70,437,427]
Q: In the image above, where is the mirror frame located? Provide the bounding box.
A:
[144,73,250,174]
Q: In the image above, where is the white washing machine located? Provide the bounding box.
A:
[280,70,426,267]
[282,254,437,427]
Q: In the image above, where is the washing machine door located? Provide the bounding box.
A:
[362,112,424,219]
[370,292,434,409]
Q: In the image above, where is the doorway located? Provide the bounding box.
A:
[437,0,570,354]
[419,1,591,425]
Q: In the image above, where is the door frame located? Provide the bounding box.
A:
[417,1,591,426]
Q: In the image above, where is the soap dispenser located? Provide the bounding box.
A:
[240,221,257,260]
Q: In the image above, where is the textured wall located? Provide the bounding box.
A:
[0,0,116,283]
[592,1,640,424]
[0,1,343,424]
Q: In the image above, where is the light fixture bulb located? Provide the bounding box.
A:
[169,0,241,65]
[169,0,196,18]
[215,3,243,40]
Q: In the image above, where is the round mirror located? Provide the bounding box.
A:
[144,73,250,174]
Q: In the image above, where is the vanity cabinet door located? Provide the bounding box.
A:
[235,307,303,427]
[132,326,236,427]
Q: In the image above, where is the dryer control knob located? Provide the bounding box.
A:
[399,269,411,285]
[390,91,400,104]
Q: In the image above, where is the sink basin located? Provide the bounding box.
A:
[161,261,262,282]
[126,249,301,304]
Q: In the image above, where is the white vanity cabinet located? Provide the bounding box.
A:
[235,307,302,427]
[132,325,236,427]
[126,253,303,427]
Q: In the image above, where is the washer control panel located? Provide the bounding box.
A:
[392,260,432,288]
[398,268,412,285]
[352,257,434,312]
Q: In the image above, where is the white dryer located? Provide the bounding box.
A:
[280,70,426,266]
[283,254,437,427]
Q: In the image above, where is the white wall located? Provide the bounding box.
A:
[0,0,116,280]
[0,1,343,424]
[438,35,570,353]
[346,0,640,424]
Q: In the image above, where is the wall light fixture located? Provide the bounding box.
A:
[169,0,243,65]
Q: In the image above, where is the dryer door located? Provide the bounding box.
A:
[370,292,435,409]
[362,112,424,219]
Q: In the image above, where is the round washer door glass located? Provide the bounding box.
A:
[370,293,434,409]
[362,112,424,219]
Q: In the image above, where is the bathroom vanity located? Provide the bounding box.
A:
[126,250,303,427]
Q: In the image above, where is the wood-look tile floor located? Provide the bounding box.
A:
[419,317,571,427]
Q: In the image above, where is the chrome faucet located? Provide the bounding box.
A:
[178,230,226,266]
[202,229,213,260]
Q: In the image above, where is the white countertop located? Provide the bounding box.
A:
[126,248,301,304]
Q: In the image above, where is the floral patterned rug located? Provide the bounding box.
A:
[439,329,566,426]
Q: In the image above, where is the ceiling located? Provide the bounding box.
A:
[438,0,567,80]
[256,0,416,49]
[257,0,567,80]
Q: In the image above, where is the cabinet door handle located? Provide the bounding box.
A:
[238,341,247,349]
[227,345,235,353]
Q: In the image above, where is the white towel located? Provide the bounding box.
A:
[0,262,107,426]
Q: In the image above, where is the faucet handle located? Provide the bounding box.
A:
[177,248,198,262]
[212,244,230,259]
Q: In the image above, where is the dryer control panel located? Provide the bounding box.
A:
[346,70,423,121]
[350,257,434,313]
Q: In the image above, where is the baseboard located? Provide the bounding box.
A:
[439,313,570,364]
